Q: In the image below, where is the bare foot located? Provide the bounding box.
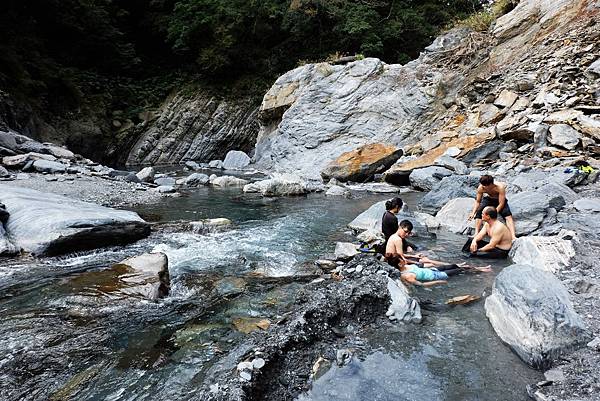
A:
[473,265,492,273]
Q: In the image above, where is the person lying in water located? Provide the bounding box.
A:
[462,206,512,259]
[385,219,446,267]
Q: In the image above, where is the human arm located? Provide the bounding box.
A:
[477,226,501,252]
[496,185,506,213]
[468,187,483,220]
[470,225,487,252]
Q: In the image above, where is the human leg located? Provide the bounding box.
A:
[505,215,517,241]
[474,248,509,259]
[434,264,462,276]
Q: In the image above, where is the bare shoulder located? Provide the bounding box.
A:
[497,182,507,192]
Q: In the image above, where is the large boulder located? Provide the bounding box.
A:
[348,200,429,237]
[190,218,233,234]
[418,175,480,214]
[548,124,581,150]
[0,165,10,178]
[509,236,575,274]
[434,155,469,175]
[0,130,18,151]
[321,143,403,183]
[2,152,56,169]
[334,242,358,261]
[222,150,251,170]
[408,166,453,191]
[485,264,588,369]
[386,277,422,323]
[112,252,170,299]
[509,191,551,235]
[185,173,210,186]
[136,166,155,183]
[573,197,600,213]
[434,197,475,234]
[242,174,308,196]
[0,186,150,256]
[210,175,249,187]
[33,159,67,174]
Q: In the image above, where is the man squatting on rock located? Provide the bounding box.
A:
[468,174,517,241]
[462,206,513,258]
[385,220,491,286]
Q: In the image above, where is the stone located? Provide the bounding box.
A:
[537,182,579,211]
[325,185,350,197]
[156,185,176,193]
[242,174,307,196]
[113,252,170,299]
[154,177,176,186]
[0,223,19,256]
[124,173,141,183]
[587,337,600,351]
[0,131,18,151]
[32,159,67,174]
[485,264,588,369]
[548,124,581,150]
[576,114,600,141]
[434,197,475,234]
[409,166,453,191]
[444,147,461,157]
[434,155,469,175]
[0,165,10,178]
[533,123,549,148]
[573,197,600,212]
[0,186,149,256]
[336,349,353,367]
[356,228,384,245]
[418,175,480,214]
[222,150,251,170]
[208,160,224,169]
[321,143,403,183]
[334,242,358,261]
[185,173,210,186]
[252,358,265,369]
[18,141,48,154]
[136,167,155,183]
[2,152,56,169]
[585,58,600,78]
[348,200,429,238]
[509,191,551,235]
[477,104,504,126]
[185,161,201,170]
[210,175,249,187]
[46,145,75,160]
[386,277,422,323]
[545,109,583,124]
[509,236,575,273]
[213,277,247,297]
[494,90,519,108]
[190,218,232,234]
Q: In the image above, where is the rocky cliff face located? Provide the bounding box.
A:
[125,91,259,166]
[254,0,600,180]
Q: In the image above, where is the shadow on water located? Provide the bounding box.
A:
[0,189,540,400]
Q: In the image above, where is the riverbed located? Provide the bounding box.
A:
[0,186,541,400]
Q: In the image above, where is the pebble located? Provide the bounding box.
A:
[587,337,600,350]
[355,266,363,273]
[345,267,355,273]
[237,361,253,371]
[239,371,252,381]
[252,358,265,369]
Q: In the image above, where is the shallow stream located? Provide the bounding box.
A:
[0,187,541,400]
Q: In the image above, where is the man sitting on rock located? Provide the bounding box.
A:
[468,174,517,241]
[463,206,512,259]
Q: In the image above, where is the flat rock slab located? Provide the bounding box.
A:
[485,264,588,369]
[321,143,402,182]
[0,186,150,256]
[434,197,475,234]
[509,236,575,273]
[573,197,600,213]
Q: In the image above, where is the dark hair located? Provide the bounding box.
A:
[479,175,494,186]
[483,207,498,219]
[385,197,403,211]
[399,219,413,232]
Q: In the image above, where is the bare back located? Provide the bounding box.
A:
[485,220,512,250]
[385,233,404,256]
[478,182,507,199]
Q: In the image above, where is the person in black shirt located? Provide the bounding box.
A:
[382,197,403,243]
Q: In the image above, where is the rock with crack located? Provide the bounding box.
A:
[509,236,576,273]
[320,143,403,183]
[386,277,422,323]
[0,186,150,256]
[548,124,581,150]
[485,264,588,369]
[434,197,475,234]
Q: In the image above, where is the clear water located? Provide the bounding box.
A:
[0,187,540,400]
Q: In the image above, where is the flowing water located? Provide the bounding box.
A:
[0,187,541,400]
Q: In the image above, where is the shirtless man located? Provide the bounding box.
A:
[462,206,512,258]
[468,174,516,241]
[385,220,452,267]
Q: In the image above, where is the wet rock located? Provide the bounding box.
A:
[434,197,475,234]
[0,222,18,256]
[185,161,201,170]
[349,200,429,238]
[485,264,588,369]
[334,242,358,261]
[0,165,10,178]
[113,252,170,299]
[409,166,453,191]
[509,236,575,273]
[136,167,155,183]
[548,124,581,150]
[386,277,422,323]
[321,143,403,183]
[124,173,141,183]
[336,349,353,366]
[243,174,308,196]
[208,160,224,169]
[154,177,176,186]
[573,197,600,213]
[157,185,176,193]
[325,185,350,197]
[0,186,150,256]
[214,277,247,297]
[190,218,232,234]
[222,150,251,170]
[509,191,551,235]
[211,175,249,187]
[418,175,480,214]
[185,173,210,186]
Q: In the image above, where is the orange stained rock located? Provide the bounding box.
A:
[331,143,400,170]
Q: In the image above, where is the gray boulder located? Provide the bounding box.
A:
[386,277,422,323]
[190,218,232,234]
[573,197,600,213]
[585,58,600,78]
[222,150,251,170]
[0,223,18,256]
[0,131,18,151]
[136,166,155,183]
[2,152,56,169]
[113,252,170,299]
[208,160,224,169]
[211,175,249,187]
[18,141,48,154]
[434,197,475,234]
[509,191,551,235]
[418,175,480,214]
[536,182,579,211]
[325,185,351,197]
[334,242,358,261]
[154,177,176,186]
[46,145,75,160]
[33,159,67,174]
[185,161,201,170]
[548,124,581,150]
[348,200,429,237]
[485,264,588,369]
[157,185,176,193]
[242,174,308,196]
[409,166,453,191]
[434,155,469,175]
[0,165,10,178]
[509,236,575,274]
[185,173,210,186]
[0,186,150,256]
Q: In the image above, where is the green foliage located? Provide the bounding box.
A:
[455,0,518,31]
